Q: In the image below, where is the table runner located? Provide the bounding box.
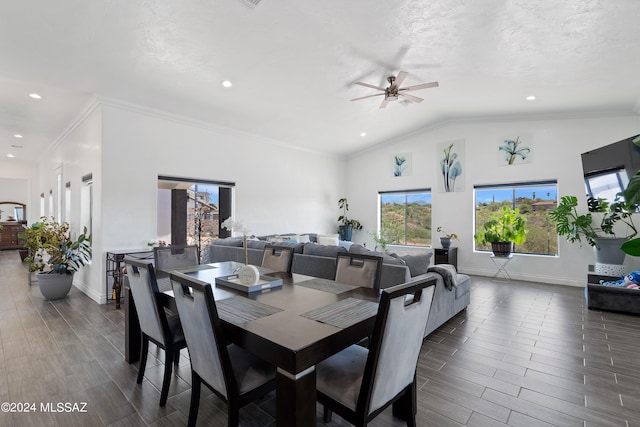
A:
[295,278,359,294]
[217,296,283,325]
[301,297,378,329]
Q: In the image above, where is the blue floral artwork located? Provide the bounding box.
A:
[438,140,464,192]
[392,153,412,177]
[498,135,532,165]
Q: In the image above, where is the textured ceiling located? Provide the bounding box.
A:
[1,0,639,161]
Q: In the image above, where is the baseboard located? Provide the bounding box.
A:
[460,267,586,287]
[72,279,104,304]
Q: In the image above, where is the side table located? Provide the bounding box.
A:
[490,254,513,282]
[434,247,457,269]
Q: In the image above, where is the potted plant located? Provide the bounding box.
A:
[620,136,640,256]
[337,198,362,241]
[19,217,92,300]
[436,226,458,249]
[474,206,527,256]
[549,195,637,266]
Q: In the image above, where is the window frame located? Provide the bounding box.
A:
[474,180,558,256]
[378,188,432,248]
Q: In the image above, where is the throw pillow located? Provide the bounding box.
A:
[396,252,433,276]
[317,234,340,246]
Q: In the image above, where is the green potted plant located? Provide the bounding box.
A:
[19,217,92,300]
[549,194,637,265]
[474,206,527,256]
[620,135,640,256]
[337,198,362,241]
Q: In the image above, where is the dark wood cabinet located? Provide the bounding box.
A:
[434,247,457,269]
[0,222,26,250]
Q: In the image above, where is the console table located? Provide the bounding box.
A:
[105,249,153,308]
[586,273,640,315]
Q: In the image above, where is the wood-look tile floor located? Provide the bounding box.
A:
[1,249,639,426]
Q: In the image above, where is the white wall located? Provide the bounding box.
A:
[36,104,103,302]
[346,114,640,287]
[0,158,39,223]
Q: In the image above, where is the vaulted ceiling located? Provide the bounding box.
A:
[1,0,639,161]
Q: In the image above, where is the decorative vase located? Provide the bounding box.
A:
[36,272,74,300]
[338,225,353,241]
[440,237,452,249]
[491,242,514,257]
[594,237,627,276]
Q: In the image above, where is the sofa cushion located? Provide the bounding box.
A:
[393,252,433,277]
[455,274,471,299]
[303,243,347,257]
[349,244,405,266]
[212,237,244,247]
[246,240,269,250]
[269,241,305,254]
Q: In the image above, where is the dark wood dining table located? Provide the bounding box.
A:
[124,261,379,426]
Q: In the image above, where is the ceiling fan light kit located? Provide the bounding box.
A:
[351,71,438,109]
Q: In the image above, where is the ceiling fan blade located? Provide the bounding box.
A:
[400,81,439,91]
[354,81,386,91]
[398,92,423,103]
[379,99,389,109]
[350,93,385,101]
[394,71,408,88]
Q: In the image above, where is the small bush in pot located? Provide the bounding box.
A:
[20,217,92,274]
[474,206,527,255]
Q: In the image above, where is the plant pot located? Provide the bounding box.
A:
[440,237,452,249]
[491,242,514,257]
[36,272,74,300]
[338,225,353,241]
[18,249,29,262]
[594,237,627,276]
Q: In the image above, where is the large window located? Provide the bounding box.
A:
[379,190,432,247]
[475,182,558,255]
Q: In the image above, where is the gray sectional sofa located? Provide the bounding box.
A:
[205,235,470,337]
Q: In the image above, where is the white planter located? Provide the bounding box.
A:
[36,272,74,300]
[594,237,627,276]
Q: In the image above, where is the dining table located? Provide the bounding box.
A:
[124,261,380,426]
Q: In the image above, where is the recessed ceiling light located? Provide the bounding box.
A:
[29,93,42,99]
[13,134,23,138]
[526,95,536,101]
[6,154,15,158]
[360,132,367,137]
[221,80,232,88]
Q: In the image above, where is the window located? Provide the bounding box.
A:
[585,168,628,205]
[81,174,93,237]
[474,181,558,255]
[379,190,432,246]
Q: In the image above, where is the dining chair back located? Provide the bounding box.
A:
[170,271,276,427]
[316,276,437,426]
[261,244,294,272]
[154,245,199,278]
[124,257,187,406]
[335,252,383,289]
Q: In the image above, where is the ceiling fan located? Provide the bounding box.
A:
[350,71,439,109]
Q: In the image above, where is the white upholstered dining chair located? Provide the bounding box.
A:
[169,271,276,427]
[124,258,187,407]
[315,276,436,426]
[335,252,383,289]
[261,244,294,272]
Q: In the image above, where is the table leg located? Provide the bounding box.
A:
[276,367,316,426]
